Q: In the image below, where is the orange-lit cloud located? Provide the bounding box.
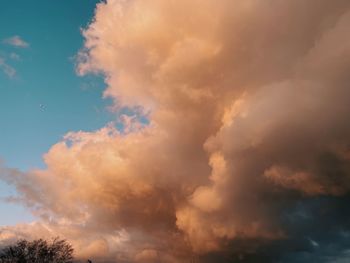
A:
[2,0,350,262]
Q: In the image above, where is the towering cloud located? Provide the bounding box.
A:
[2,0,350,262]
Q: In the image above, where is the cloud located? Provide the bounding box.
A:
[3,36,29,48]
[0,57,16,78]
[2,0,350,262]
[9,53,20,61]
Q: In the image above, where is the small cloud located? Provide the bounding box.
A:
[0,57,16,78]
[3,35,29,48]
[9,52,21,61]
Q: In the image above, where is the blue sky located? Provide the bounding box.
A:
[0,0,112,225]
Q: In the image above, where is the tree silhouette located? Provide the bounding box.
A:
[0,237,74,263]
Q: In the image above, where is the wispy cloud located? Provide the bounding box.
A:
[3,35,29,48]
[0,57,16,78]
[9,52,20,61]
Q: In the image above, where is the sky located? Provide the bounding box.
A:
[0,0,112,225]
[1,1,350,263]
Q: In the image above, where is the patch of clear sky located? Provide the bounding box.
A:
[0,0,114,225]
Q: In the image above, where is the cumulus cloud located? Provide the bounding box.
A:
[2,0,350,262]
[3,35,29,48]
